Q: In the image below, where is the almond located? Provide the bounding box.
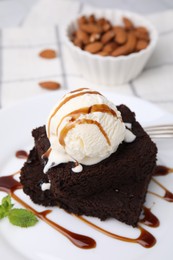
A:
[136,26,148,34]
[101,29,115,44]
[114,27,127,45]
[103,42,118,53]
[96,51,108,56]
[72,15,149,56]
[39,49,57,59]
[111,32,136,56]
[123,17,134,30]
[73,37,83,48]
[78,15,88,25]
[97,17,107,26]
[84,42,103,53]
[134,28,150,41]
[103,22,112,32]
[39,81,61,90]
[89,33,101,43]
[136,40,148,51]
[80,23,102,34]
[89,14,96,23]
[76,30,89,44]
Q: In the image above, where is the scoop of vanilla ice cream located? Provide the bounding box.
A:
[44,88,135,173]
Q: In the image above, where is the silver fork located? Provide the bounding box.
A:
[144,124,173,138]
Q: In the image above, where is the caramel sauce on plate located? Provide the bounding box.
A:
[149,178,173,202]
[140,206,160,228]
[0,153,173,250]
[153,165,173,176]
[148,166,173,202]
[0,171,158,249]
[76,216,156,248]
[0,173,96,249]
[0,172,156,249]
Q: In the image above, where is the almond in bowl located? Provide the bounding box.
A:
[71,15,150,57]
[65,10,158,85]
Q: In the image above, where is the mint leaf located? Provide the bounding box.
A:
[0,195,39,228]
[0,205,6,219]
[2,195,14,212]
[0,195,14,219]
[8,209,38,227]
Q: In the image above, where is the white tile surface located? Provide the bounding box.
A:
[2,26,57,47]
[1,76,63,107]
[132,66,173,101]
[23,0,81,27]
[0,0,37,27]
[2,45,61,81]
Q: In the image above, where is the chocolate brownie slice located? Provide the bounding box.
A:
[20,104,157,226]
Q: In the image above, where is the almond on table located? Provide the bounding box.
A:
[39,81,61,90]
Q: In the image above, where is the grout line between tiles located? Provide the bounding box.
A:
[55,25,68,89]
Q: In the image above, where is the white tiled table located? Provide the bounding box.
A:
[0,0,173,114]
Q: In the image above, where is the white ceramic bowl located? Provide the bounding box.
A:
[65,9,158,86]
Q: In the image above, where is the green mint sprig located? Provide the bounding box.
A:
[0,195,38,227]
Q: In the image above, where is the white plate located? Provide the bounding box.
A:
[0,91,173,260]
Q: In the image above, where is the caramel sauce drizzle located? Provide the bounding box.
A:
[0,171,22,193]
[149,178,173,202]
[59,118,111,146]
[47,90,102,137]
[0,173,96,249]
[57,104,117,147]
[153,165,173,176]
[70,88,89,93]
[76,216,156,248]
[0,171,157,249]
[42,147,52,160]
[140,206,160,228]
[56,104,117,134]
[1,163,173,250]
